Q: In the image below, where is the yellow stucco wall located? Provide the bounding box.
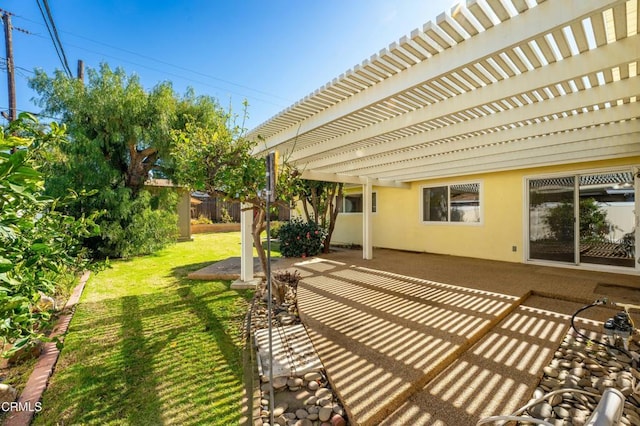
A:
[332,157,640,263]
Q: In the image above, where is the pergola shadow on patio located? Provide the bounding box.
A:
[286,248,639,425]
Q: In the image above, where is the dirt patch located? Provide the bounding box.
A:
[595,283,640,302]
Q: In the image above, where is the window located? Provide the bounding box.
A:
[422,183,480,223]
[339,192,377,213]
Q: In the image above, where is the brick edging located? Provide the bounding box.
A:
[3,271,91,426]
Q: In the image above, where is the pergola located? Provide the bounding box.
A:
[237,0,640,282]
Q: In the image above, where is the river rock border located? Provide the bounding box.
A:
[522,329,640,425]
[250,272,349,426]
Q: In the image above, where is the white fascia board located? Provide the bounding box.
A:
[300,170,410,188]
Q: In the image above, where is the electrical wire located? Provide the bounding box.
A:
[41,0,72,76]
[477,302,639,425]
[10,10,293,107]
[570,300,634,360]
[0,57,36,74]
[0,106,61,122]
[35,0,72,77]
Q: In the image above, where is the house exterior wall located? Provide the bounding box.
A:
[332,156,640,264]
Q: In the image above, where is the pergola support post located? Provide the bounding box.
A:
[363,179,373,260]
[232,203,261,289]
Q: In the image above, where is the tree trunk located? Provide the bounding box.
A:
[310,187,319,224]
[323,182,343,253]
[302,196,311,223]
[126,144,158,196]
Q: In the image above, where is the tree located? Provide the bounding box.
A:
[29,64,189,258]
[170,103,300,274]
[298,180,343,253]
[30,64,176,194]
[544,198,612,242]
[1,114,98,356]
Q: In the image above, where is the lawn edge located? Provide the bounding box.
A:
[4,271,91,426]
[240,294,262,426]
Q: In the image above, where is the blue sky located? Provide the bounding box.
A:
[1,0,455,130]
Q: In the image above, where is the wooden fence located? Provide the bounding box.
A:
[191,196,290,223]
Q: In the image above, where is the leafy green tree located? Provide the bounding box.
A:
[29,64,184,258]
[1,114,98,356]
[171,103,300,273]
[30,64,177,193]
[544,198,612,242]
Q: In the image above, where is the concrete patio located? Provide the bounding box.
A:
[284,249,639,425]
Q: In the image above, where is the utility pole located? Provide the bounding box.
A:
[77,59,84,82]
[2,11,16,122]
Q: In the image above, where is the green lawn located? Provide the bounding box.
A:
[33,232,256,425]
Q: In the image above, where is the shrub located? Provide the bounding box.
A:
[192,214,213,225]
[268,221,282,240]
[220,207,234,223]
[544,198,611,243]
[278,218,327,258]
[41,134,178,259]
[1,114,98,357]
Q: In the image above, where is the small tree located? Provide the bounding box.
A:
[30,64,177,195]
[297,180,343,253]
[544,198,612,242]
[170,103,300,274]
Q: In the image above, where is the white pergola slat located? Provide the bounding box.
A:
[248,0,639,187]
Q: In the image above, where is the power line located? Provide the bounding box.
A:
[0,9,33,35]
[0,56,36,75]
[41,0,72,76]
[11,12,293,104]
[7,27,288,109]
[62,42,288,108]
[65,32,294,103]
[0,105,61,121]
[35,0,72,77]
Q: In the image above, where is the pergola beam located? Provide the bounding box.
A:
[386,133,640,181]
[312,81,640,174]
[300,170,410,188]
[370,127,640,181]
[255,0,626,152]
[291,36,639,166]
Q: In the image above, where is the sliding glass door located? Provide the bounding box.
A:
[578,172,636,268]
[529,176,575,263]
[528,170,637,269]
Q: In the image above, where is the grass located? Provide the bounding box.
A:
[31,232,257,425]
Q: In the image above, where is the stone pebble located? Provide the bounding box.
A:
[0,383,18,404]
[252,277,348,425]
[523,331,640,425]
[258,372,347,426]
